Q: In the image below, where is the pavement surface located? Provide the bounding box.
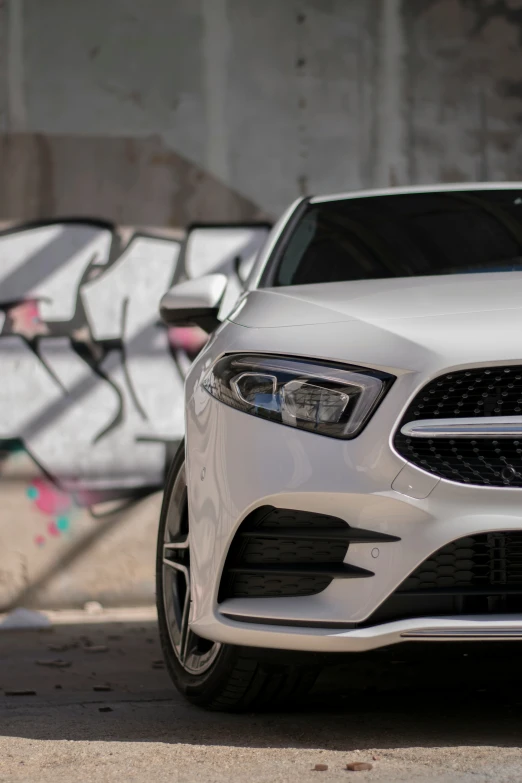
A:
[2,608,522,782]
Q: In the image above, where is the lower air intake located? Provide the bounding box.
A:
[369,531,522,624]
[218,506,399,601]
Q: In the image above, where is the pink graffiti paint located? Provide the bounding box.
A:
[47,521,60,537]
[168,326,208,354]
[27,477,77,546]
[29,478,72,516]
[7,300,49,339]
[32,478,72,514]
[74,488,98,507]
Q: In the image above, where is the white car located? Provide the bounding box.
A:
[156,183,522,710]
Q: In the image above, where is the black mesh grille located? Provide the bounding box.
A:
[225,572,333,600]
[219,507,398,601]
[394,365,522,487]
[238,537,349,565]
[368,531,522,625]
[399,532,522,592]
[219,508,347,600]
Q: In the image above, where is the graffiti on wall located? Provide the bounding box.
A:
[0,220,185,515]
[0,220,270,546]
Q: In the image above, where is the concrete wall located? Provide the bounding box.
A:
[0,219,268,610]
[1,0,522,227]
[1,0,522,608]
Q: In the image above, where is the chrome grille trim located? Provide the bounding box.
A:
[393,365,522,486]
[401,416,522,439]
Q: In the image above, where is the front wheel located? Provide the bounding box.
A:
[156,442,320,711]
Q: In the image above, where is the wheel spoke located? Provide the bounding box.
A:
[178,581,191,665]
[161,459,220,675]
[164,538,189,552]
[162,558,187,571]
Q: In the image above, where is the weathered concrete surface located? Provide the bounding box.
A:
[3,0,522,607]
[0,219,270,612]
[3,610,522,782]
[0,476,160,610]
[0,218,181,613]
[2,0,522,223]
[0,133,269,225]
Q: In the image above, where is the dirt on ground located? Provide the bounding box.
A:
[2,608,522,783]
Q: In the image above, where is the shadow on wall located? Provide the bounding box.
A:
[0,133,271,226]
[0,219,270,610]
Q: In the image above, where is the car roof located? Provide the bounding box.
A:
[310,182,522,204]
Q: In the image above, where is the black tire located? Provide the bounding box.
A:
[156,441,320,711]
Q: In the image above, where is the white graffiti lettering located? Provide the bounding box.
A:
[0,220,271,504]
[0,222,182,499]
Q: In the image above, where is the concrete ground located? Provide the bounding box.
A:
[2,609,522,783]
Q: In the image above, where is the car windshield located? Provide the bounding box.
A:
[273,189,522,287]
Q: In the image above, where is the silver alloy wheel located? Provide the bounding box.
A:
[162,462,221,675]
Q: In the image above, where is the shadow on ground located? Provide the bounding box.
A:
[2,618,522,753]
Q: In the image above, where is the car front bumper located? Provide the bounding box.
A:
[191,613,522,654]
[185,363,522,652]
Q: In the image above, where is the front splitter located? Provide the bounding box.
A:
[190,613,522,653]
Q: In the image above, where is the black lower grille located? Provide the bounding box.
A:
[219,506,399,600]
[400,532,522,593]
[394,365,522,487]
[370,531,522,624]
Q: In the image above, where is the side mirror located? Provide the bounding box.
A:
[159,274,227,333]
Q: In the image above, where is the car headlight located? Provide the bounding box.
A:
[202,354,394,439]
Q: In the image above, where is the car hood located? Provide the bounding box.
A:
[224,271,522,374]
[231,272,522,328]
